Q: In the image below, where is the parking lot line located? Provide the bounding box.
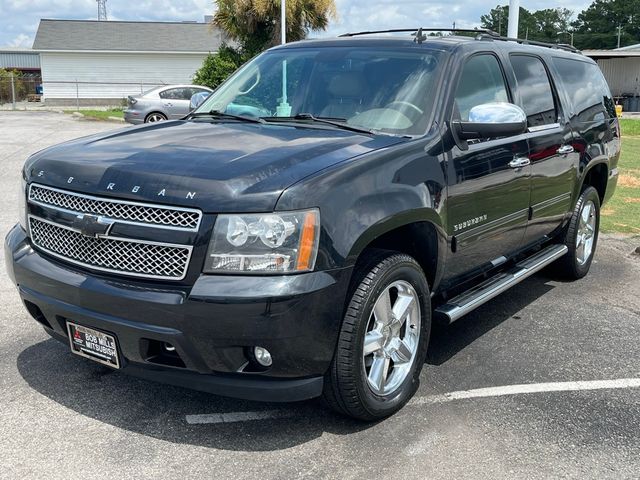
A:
[185,378,640,424]
[410,377,640,404]
[186,409,297,425]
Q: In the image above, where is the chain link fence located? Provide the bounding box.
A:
[0,73,42,106]
[0,73,167,109]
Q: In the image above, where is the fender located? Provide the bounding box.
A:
[276,134,448,278]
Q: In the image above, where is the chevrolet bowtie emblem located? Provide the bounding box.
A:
[73,214,114,238]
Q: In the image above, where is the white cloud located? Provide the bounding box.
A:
[8,33,32,48]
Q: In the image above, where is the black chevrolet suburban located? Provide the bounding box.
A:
[5,29,620,420]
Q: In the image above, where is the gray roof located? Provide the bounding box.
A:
[0,48,40,69]
[616,43,640,51]
[33,19,224,53]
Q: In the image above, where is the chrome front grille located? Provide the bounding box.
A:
[29,216,192,280]
[29,184,201,231]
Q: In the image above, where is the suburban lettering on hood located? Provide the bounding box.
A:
[35,172,197,199]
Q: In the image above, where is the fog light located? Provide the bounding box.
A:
[163,342,176,352]
[253,346,272,367]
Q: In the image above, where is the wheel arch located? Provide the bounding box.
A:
[579,160,608,204]
[145,111,168,122]
[346,210,447,293]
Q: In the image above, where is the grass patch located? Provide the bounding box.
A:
[600,134,640,234]
[619,118,640,137]
[64,108,123,121]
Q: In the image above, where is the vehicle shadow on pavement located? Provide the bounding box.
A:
[16,339,374,451]
[427,272,557,366]
[16,271,559,451]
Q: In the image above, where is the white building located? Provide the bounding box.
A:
[585,45,640,111]
[33,18,224,106]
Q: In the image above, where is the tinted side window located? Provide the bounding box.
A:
[552,57,616,121]
[454,54,509,121]
[510,55,557,127]
[160,88,190,100]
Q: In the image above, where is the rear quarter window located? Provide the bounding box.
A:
[510,55,557,127]
[552,57,616,122]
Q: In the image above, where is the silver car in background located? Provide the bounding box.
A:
[124,84,213,124]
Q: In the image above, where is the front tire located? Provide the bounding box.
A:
[556,186,601,279]
[323,250,431,421]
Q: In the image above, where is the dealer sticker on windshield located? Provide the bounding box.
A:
[66,322,120,369]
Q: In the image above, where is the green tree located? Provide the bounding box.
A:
[193,44,244,89]
[480,5,575,42]
[533,8,573,42]
[194,0,336,89]
[573,0,640,49]
[0,69,27,104]
[480,5,538,38]
[214,0,337,53]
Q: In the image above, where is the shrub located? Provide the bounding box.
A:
[193,44,246,90]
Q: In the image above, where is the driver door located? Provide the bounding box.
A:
[443,53,531,281]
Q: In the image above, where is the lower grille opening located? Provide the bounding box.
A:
[23,300,52,329]
[141,339,186,368]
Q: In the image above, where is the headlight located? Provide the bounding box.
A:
[204,209,320,273]
[18,177,27,232]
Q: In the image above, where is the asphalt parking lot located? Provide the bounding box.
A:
[1,111,639,479]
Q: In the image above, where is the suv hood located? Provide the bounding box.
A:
[25,120,403,212]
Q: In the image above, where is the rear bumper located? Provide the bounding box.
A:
[6,225,352,402]
[123,109,144,124]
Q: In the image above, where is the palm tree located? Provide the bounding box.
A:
[213,0,337,52]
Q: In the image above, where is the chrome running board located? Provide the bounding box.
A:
[434,244,568,324]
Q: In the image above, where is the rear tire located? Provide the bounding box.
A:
[555,186,600,280]
[145,112,167,123]
[323,250,431,421]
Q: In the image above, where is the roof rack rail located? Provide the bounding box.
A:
[338,27,581,54]
[339,27,499,38]
[477,34,581,54]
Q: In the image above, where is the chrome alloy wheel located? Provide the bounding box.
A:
[362,280,421,396]
[576,199,596,265]
[146,113,166,123]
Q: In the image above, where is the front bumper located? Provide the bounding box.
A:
[5,225,352,402]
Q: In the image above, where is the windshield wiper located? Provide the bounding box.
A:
[262,113,374,135]
[186,110,265,124]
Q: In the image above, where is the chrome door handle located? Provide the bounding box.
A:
[509,157,531,168]
[557,145,574,155]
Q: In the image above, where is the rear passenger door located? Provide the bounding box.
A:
[444,53,531,281]
[509,54,577,244]
[160,88,192,118]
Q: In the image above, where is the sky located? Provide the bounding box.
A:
[0,0,592,48]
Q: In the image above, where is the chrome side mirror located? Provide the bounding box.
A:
[453,102,527,140]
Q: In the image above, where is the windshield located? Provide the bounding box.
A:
[195,46,443,136]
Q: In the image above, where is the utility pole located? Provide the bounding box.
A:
[617,24,622,48]
[508,0,519,38]
[10,72,16,110]
[276,0,291,117]
[281,0,286,44]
